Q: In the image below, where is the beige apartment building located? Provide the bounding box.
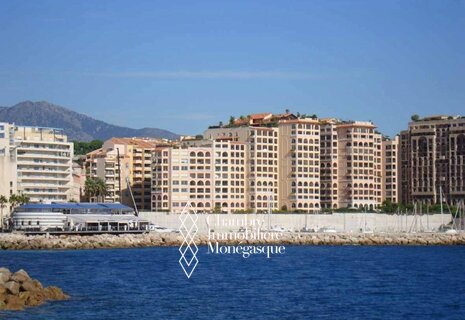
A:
[14,126,73,203]
[85,138,161,210]
[319,119,339,209]
[400,115,465,206]
[204,125,280,212]
[278,119,321,212]
[335,121,383,210]
[319,119,383,210]
[382,136,400,203]
[152,139,246,213]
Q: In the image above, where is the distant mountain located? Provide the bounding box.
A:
[0,101,179,141]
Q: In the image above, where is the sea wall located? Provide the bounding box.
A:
[139,212,452,234]
[1,232,465,250]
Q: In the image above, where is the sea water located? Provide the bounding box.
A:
[1,246,464,319]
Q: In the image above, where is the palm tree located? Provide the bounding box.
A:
[0,195,8,231]
[84,178,97,201]
[85,178,108,202]
[8,194,19,210]
[94,178,108,202]
[18,194,29,206]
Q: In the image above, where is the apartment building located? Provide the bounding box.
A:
[336,121,383,210]
[278,119,320,212]
[382,136,400,203]
[14,126,73,203]
[204,126,279,212]
[85,138,161,210]
[319,119,339,209]
[152,139,246,213]
[0,123,17,203]
[400,115,465,205]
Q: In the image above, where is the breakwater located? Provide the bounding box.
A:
[1,232,465,250]
[0,268,68,311]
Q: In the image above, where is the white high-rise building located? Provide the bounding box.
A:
[14,126,73,203]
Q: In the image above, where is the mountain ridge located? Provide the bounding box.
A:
[0,101,179,141]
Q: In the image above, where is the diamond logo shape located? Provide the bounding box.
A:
[179,203,199,278]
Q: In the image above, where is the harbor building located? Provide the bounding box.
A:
[382,136,401,204]
[85,138,163,211]
[11,202,149,233]
[400,115,465,206]
[14,126,73,203]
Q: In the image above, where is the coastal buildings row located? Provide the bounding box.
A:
[152,114,385,213]
[2,112,464,215]
[84,137,170,211]
[0,123,75,207]
[151,113,465,213]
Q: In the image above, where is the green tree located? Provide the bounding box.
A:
[85,177,108,202]
[8,194,20,210]
[411,114,420,121]
[229,116,235,126]
[17,194,29,206]
[73,140,103,155]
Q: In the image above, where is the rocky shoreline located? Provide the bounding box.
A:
[0,268,68,311]
[0,232,465,250]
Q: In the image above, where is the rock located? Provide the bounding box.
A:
[21,279,42,292]
[44,286,69,300]
[5,281,20,295]
[0,268,11,284]
[19,291,46,307]
[11,269,31,283]
[4,294,24,311]
[0,268,69,311]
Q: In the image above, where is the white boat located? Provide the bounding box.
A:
[149,224,179,233]
[267,226,291,233]
[318,226,337,233]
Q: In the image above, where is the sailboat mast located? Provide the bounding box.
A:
[440,186,444,228]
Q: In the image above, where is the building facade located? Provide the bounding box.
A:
[152,139,247,213]
[278,119,321,212]
[85,138,161,210]
[335,121,383,210]
[204,126,279,212]
[14,126,73,203]
[0,123,17,212]
[382,136,400,204]
[400,115,465,206]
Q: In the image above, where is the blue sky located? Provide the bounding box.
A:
[0,0,464,136]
